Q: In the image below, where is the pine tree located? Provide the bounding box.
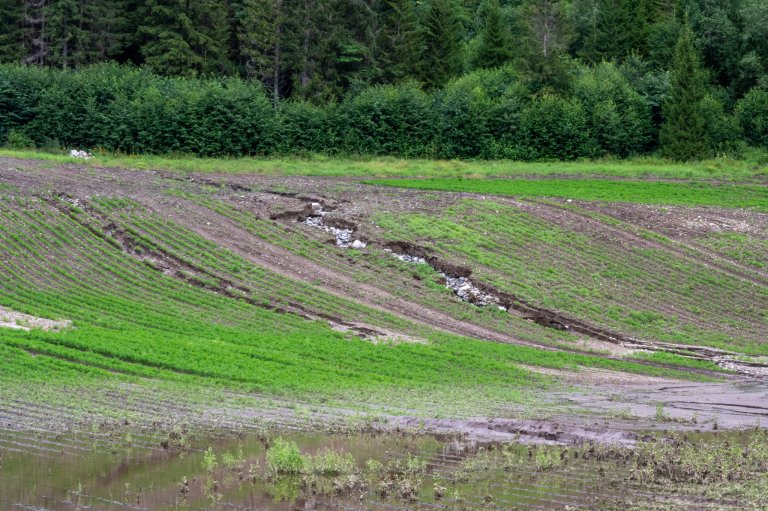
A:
[140,0,232,77]
[422,0,464,88]
[660,18,708,160]
[474,0,513,69]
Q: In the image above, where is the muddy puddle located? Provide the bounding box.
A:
[0,429,648,511]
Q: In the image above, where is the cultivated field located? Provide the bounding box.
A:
[1,154,767,510]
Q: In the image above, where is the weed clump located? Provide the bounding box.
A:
[266,438,305,475]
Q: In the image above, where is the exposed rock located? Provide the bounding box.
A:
[295,201,365,248]
[69,149,92,159]
[390,251,506,310]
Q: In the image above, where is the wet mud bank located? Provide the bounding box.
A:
[391,416,642,446]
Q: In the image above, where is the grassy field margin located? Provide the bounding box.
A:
[2,149,768,181]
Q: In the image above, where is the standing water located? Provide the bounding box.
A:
[0,429,636,510]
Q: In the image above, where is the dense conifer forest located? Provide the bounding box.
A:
[1,0,768,160]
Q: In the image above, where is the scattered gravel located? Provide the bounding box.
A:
[60,195,81,207]
[304,215,356,247]
[715,357,768,379]
[390,252,427,265]
[388,251,506,310]
[302,204,368,248]
[443,274,506,309]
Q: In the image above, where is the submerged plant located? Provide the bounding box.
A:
[533,447,566,472]
[222,448,246,470]
[631,431,768,485]
[202,447,218,473]
[307,448,356,476]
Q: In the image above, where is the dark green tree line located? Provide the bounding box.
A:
[2,0,768,160]
[1,0,766,104]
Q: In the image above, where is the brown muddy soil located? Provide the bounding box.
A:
[579,201,768,281]
[1,157,767,444]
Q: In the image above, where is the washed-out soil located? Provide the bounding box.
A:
[1,157,767,439]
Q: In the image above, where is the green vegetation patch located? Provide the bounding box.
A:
[366,178,768,211]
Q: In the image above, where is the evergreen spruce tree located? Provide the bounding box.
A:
[282,0,347,101]
[80,0,132,64]
[660,17,708,160]
[45,0,81,69]
[234,0,282,103]
[140,0,232,77]
[474,0,513,69]
[381,0,424,83]
[21,0,50,66]
[520,0,570,91]
[43,0,131,68]
[0,0,24,63]
[422,0,464,88]
[570,0,599,61]
[594,0,634,60]
[335,0,378,89]
[631,0,656,55]
[573,0,634,62]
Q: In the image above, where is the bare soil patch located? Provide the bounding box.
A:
[0,306,71,331]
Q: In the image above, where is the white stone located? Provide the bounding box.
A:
[69,149,92,159]
[351,240,366,249]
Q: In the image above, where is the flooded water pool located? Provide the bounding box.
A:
[0,427,632,511]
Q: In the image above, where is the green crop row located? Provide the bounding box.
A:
[373,199,768,354]
[0,196,715,420]
[173,191,584,347]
